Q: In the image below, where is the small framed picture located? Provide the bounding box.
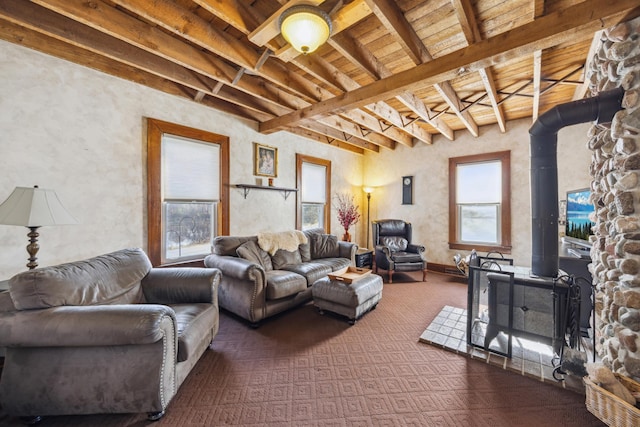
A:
[254,143,278,177]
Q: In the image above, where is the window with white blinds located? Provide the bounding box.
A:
[161,134,219,263]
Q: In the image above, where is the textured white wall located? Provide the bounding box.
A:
[0,40,362,278]
[363,119,592,268]
[0,39,592,279]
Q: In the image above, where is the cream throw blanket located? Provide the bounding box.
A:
[257,230,308,256]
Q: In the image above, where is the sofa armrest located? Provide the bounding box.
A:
[142,267,221,304]
[407,244,427,261]
[338,241,358,265]
[204,254,265,281]
[0,304,176,348]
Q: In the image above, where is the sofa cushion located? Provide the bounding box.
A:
[8,248,151,310]
[305,257,351,273]
[265,270,307,300]
[281,262,332,286]
[271,249,302,270]
[236,240,273,271]
[171,303,217,362]
[310,234,340,259]
[380,236,408,252]
[391,251,423,263]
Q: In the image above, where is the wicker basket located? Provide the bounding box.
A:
[584,374,640,427]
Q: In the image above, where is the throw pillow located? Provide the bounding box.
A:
[310,234,340,259]
[236,240,273,270]
[380,236,408,252]
[271,249,302,270]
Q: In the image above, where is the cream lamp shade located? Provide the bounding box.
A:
[279,5,332,55]
[0,186,78,227]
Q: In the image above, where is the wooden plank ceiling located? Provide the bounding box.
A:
[1,0,638,155]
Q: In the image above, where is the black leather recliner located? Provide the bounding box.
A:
[372,219,427,283]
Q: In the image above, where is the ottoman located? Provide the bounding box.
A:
[312,274,383,324]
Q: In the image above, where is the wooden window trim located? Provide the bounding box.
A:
[448,150,512,254]
[296,154,331,232]
[147,118,230,266]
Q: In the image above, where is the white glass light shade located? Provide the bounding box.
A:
[280,5,332,54]
[363,187,374,194]
[0,186,78,227]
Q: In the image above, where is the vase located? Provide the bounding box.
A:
[342,230,351,242]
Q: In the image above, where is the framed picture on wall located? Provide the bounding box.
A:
[254,143,278,177]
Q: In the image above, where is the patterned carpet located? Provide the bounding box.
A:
[0,272,604,426]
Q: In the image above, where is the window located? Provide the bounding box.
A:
[449,151,511,253]
[296,154,331,231]
[147,119,229,266]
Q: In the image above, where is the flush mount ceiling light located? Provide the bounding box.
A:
[279,5,332,55]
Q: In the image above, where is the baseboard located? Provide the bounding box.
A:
[428,262,466,278]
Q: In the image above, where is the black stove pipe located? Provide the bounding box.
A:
[529,87,624,278]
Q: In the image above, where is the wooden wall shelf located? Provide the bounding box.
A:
[235,184,298,200]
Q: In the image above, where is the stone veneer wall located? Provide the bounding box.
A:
[589,17,640,380]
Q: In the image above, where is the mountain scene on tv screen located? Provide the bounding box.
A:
[566,190,595,241]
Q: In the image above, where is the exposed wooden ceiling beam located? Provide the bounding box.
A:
[531,0,546,122]
[532,50,542,121]
[260,0,639,133]
[451,0,506,133]
[286,127,365,155]
[365,0,479,137]
[329,32,451,140]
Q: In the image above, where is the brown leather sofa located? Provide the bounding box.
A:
[204,229,357,327]
[0,248,221,421]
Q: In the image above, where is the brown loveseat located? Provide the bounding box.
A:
[0,248,221,421]
[204,229,357,326]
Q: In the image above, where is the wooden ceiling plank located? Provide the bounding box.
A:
[365,0,479,136]
[451,0,505,132]
[260,0,639,133]
[192,0,261,37]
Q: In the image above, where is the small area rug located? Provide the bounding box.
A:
[419,305,587,393]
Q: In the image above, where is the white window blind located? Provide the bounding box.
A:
[162,135,220,200]
[456,161,501,204]
[301,163,326,203]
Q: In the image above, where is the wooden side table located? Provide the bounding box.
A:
[355,248,373,269]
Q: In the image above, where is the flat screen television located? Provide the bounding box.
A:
[565,188,595,246]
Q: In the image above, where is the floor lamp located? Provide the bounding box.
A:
[363,187,374,249]
[0,186,78,270]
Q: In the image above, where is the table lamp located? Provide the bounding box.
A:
[0,186,78,270]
